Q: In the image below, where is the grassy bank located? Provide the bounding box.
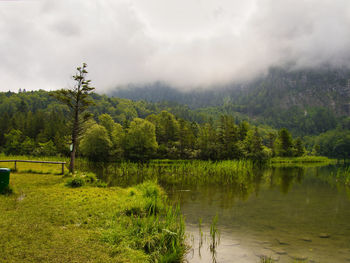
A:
[0,171,186,262]
[270,156,332,166]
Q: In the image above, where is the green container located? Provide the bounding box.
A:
[0,168,10,193]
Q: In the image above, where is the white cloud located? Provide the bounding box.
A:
[0,0,350,92]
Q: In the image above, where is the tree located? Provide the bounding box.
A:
[217,115,239,159]
[244,127,268,163]
[123,118,158,161]
[4,129,22,155]
[293,137,305,157]
[275,128,293,157]
[52,63,94,173]
[80,124,112,161]
[98,114,124,160]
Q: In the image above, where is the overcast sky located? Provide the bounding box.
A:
[1,0,350,92]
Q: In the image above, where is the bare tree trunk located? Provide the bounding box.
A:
[69,104,79,173]
[69,147,75,173]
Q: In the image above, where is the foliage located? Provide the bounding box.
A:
[275,128,294,157]
[123,118,158,161]
[65,172,99,188]
[80,124,112,161]
[0,86,339,160]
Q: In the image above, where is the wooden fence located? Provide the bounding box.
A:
[0,160,66,174]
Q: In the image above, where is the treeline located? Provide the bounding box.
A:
[0,90,204,156]
[0,91,304,161]
[1,90,348,160]
[77,111,305,162]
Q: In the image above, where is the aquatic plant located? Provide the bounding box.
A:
[87,159,255,188]
[209,214,220,251]
[260,256,275,263]
[333,166,350,186]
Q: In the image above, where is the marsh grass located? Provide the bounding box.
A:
[271,156,332,164]
[92,159,255,188]
[102,181,187,262]
[260,256,275,263]
[333,166,350,186]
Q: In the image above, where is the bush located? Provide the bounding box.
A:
[65,176,85,188]
[65,172,103,188]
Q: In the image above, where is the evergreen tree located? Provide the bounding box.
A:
[275,128,294,157]
[52,63,95,173]
[294,137,305,157]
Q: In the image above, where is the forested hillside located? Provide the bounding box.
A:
[1,85,350,160]
[112,67,350,136]
[0,90,308,161]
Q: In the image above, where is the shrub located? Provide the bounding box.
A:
[65,172,101,188]
[65,176,85,188]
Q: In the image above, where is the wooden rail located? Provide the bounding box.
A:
[0,160,66,174]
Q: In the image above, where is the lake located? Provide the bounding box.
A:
[167,165,350,263]
[91,161,350,262]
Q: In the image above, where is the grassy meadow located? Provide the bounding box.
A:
[0,165,186,262]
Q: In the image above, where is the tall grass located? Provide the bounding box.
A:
[88,160,255,187]
[271,156,332,164]
[333,166,350,186]
[102,181,187,262]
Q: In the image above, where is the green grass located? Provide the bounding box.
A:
[0,171,186,262]
[0,154,68,174]
[97,159,255,187]
[270,156,332,166]
[271,156,331,163]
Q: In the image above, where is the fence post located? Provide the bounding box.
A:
[14,160,17,171]
[61,163,64,175]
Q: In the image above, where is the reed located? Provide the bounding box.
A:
[88,159,255,187]
[209,214,220,252]
[333,166,350,186]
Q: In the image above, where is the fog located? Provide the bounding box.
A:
[1,0,350,92]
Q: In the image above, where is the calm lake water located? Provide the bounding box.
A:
[167,165,350,263]
[91,162,350,262]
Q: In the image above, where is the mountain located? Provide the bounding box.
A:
[111,67,350,114]
[110,67,350,136]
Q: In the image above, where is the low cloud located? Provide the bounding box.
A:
[1,0,350,92]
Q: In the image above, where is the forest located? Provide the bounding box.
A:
[1,88,347,162]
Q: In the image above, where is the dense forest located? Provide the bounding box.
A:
[0,90,317,161]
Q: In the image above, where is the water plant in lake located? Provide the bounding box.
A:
[209,214,220,251]
[260,256,275,263]
[86,159,255,188]
[209,214,220,263]
[334,166,350,186]
[198,217,203,248]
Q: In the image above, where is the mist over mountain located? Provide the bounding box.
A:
[111,66,350,115]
